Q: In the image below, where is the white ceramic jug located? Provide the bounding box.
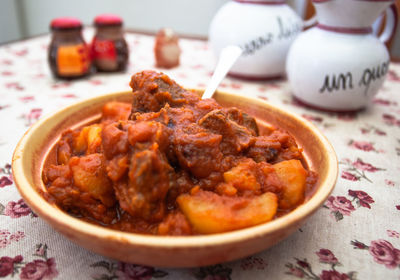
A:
[209,0,307,80]
[286,0,397,111]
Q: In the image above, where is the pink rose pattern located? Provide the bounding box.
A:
[194,264,232,280]
[351,158,383,173]
[286,250,356,279]
[1,199,33,218]
[0,163,12,188]
[387,230,400,239]
[340,171,359,182]
[340,158,384,183]
[385,179,395,187]
[20,259,58,280]
[0,176,12,188]
[0,230,25,248]
[382,114,400,127]
[0,244,58,279]
[324,196,356,221]
[352,239,400,269]
[1,30,400,280]
[360,124,387,136]
[90,260,168,280]
[21,108,42,126]
[115,263,154,280]
[324,189,374,220]
[369,240,400,269]
[315,249,338,264]
[0,255,23,277]
[240,256,268,271]
[320,270,350,280]
[348,140,377,152]
[348,190,375,209]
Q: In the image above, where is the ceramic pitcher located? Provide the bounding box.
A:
[209,0,310,80]
[286,0,397,111]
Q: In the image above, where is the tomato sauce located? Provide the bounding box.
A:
[43,71,317,235]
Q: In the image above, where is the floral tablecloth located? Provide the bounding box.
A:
[1,30,400,280]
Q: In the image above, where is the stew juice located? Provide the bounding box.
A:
[43,70,317,235]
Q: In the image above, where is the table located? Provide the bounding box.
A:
[1,30,400,280]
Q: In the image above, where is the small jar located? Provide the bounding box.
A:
[154,28,181,69]
[48,17,91,79]
[91,14,129,72]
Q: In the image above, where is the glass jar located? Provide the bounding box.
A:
[91,14,129,72]
[48,17,91,79]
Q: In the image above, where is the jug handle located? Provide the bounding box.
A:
[379,4,398,43]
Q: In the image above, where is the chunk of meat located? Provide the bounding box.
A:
[191,98,222,121]
[44,164,72,188]
[246,135,281,163]
[165,170,195,208]
[57,130,73,165]
[225,107,259,136]
[199,109,255,154]
[177,190,278,234]
[174,129,223,178]
[102,122,129,159]
[268,130,303,163]
[272,159,307,209]
[129,70,199,114]
[127,121,171,152]
[157,212,192,235]
[164,105,196,128]
[114,144,172,222]
[257,162,283,194]
[106,154,129,182]
[130,106,169,125]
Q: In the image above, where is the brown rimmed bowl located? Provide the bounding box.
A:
[12,90,338,267]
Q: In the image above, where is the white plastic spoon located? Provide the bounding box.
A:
[202,45,243,99]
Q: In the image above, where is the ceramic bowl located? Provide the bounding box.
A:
[12,90,338,267]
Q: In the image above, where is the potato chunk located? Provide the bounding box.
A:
[101,101,131,124]
[177,190,278,234]
[86,125,102,154]
[272,159,307,209]
[72,124,102,154]
[223,159,260,192]
[69,153,115,207]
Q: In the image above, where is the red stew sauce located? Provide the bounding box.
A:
[43,70,317,235]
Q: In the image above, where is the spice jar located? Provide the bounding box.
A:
[91,14,129,72]
[154,28,181,69]
[48,17,91,79]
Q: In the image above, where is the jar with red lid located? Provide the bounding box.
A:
[91,14,129,72]
[48,17,91,79]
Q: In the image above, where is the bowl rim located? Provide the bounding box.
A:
[12,90,338,249]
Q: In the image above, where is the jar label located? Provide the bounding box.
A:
[57,44,90,76]
[92,39,117,60]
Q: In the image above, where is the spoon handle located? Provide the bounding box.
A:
[202,45,242,99]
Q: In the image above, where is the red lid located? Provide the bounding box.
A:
[50,17,82,30]
[94,14,123,26]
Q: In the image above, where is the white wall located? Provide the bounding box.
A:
[0,0,23,44]
[18,0,229,38]
[1,0,308,44]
